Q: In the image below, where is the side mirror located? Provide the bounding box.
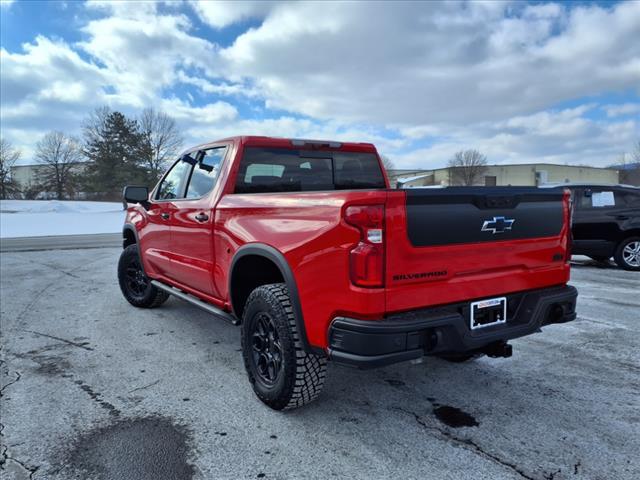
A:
[584,188,592,198]
[123,185,149,209]
[181,153,197,165]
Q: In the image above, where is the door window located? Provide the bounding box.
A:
[186,147,226,199]
[156,159,192,200]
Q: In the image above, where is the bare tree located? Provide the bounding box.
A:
[621,141,640,185]
[36,131,83,200]
[82,106,112,147]
[0,138,22,199]
[611,142,640,185]
[380,155,395,173]
[447,149,488,186]
[139,108,183,181]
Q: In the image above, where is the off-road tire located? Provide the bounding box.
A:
[118,244,169,308]
[614,237,640,271]
[241,283,327,410]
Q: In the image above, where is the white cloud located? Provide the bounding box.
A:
[78,6,219,106]
[0,0,638,171]
[0,4,224,159]
[176,71,260,98]
[0,35,110,140]
[393,107,639,169]
[219,1,640,125]
[603,103,640,118]
[188,0,277,29]
[160,97,238,123]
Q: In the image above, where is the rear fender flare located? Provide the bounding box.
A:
[230,244,322,355]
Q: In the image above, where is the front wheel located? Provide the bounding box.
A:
[117,245,169,308]
[241,284,327,410]
[614,237,640,271]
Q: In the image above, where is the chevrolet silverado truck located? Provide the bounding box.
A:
[118,136,578,410]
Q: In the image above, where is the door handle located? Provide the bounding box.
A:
[161,212,170,220]
[195,212,209,222]
[615,215,629,220]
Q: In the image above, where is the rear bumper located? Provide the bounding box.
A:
[328,284,577,369]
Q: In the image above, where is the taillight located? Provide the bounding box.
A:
[344,205,384,287]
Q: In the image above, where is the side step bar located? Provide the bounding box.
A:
[151,280,239,325]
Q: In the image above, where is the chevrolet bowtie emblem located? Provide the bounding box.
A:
[481,216,515,234]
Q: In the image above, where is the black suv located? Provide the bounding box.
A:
[557,184,640,270]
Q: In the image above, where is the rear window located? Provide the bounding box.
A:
[235,148,385,193]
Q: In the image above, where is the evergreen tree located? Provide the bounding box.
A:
[82,110,152,200]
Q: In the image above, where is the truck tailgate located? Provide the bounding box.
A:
[385,187,571,313]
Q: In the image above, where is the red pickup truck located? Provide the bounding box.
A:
[119,136,577,410]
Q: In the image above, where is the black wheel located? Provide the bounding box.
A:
[614,237,640,271]
[117,245,169,308]
[438,353,483,363]
[241,283,327,410]
[588,255,610,264]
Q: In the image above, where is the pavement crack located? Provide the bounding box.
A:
[127,379,160,394]
[23,258,80,279]
[0,371,21,398]
[21,330,93,351]
[15,284,55,325]
[392,406,537,480]
[0,451,40,479]
[1,423,40,479]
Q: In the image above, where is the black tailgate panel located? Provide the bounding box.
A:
[405,187,564,247]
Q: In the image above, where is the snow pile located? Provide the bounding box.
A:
[0,200,125,238]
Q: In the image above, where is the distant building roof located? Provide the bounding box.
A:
[608,162,640,171]
[396,173,433,184]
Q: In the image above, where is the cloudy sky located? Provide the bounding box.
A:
[1,0,639,168]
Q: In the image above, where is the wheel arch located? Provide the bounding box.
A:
[618,228,640,242]
[123,224,138,248]
[123,224,147,275]
[229,244,320,355]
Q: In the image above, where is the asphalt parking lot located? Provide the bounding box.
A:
[1,248,638,480]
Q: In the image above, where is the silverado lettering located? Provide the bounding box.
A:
[118,136,578,410]
[393,271,448,281]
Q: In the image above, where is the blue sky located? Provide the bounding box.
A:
[1,0,638,168]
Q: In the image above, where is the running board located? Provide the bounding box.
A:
[151,280,239,325]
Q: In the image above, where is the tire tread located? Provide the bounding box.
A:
[241,283,327,410]
[117,245,169,308]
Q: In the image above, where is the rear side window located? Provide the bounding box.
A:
[579,189,640,208]
[616,190,640,207]
[234,148,385,193]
